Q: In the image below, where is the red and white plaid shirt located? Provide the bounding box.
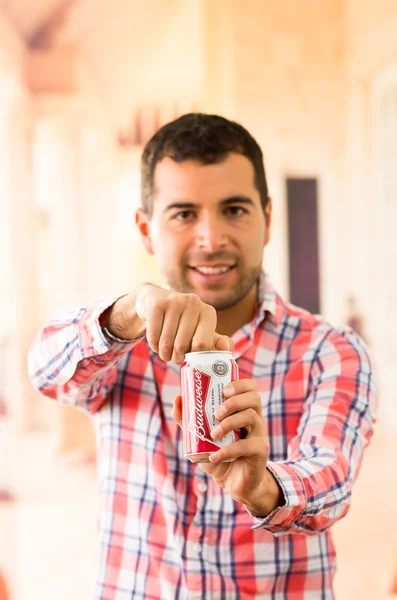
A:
[28,274,377,599]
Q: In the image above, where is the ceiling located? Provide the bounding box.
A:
[0,0,67,44]
[0,0,204,135]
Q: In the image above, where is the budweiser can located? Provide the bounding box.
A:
[181,350,240,463]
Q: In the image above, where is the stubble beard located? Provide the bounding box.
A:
[163,263,262,311]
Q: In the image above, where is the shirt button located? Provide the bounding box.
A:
[197,481,208,493]
[194,543,202,554]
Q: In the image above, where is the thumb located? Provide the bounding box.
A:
[171,395,183,429]
[213,333,234,352]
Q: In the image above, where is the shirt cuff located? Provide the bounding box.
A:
[78,297,141,358]
[101,326,138,346]
[250,461,307,533]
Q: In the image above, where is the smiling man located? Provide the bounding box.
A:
[136,150,271,338]
[28,113,377,599]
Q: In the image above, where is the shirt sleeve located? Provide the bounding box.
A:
[251,327,378,536]
[28,297,144,415]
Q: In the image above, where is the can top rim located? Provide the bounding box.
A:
[184,350,233,357]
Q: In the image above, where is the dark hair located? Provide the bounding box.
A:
[140,113,269,217]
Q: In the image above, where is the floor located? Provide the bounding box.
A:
[332,412,397,599]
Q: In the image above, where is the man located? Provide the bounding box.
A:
[29,113,377,599]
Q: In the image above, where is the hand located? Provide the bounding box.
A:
[102,283,233,364]
[172,379,283,517]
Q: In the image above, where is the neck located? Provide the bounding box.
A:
[216,283,258,337]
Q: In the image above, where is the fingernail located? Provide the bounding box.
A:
[223,386,235,397]
[209,451,220,462]
[210,425,222,439]
[214,405,226,419]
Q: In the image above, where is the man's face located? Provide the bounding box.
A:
[136,153,271,311]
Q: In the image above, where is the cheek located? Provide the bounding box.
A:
[240,232,266,260]
[152,232,184,266]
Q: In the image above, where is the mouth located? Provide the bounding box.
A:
[188,264,236,282]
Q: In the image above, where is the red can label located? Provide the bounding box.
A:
[181,351,240,462]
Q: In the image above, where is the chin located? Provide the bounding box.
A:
[198,291,241,311]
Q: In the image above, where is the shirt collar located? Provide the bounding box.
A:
[255,271,285,328]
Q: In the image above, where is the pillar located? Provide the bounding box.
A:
[32,96,96,458]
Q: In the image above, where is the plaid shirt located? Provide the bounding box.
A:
[28,274,377,599]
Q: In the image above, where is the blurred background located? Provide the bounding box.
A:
[0,0,397,598]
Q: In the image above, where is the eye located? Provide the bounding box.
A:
[174,210,195,221]
[225,206,248,216]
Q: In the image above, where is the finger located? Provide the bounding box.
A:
[223,379,258,397]
[209,436,269,464]
[156,309,183,361]
[189,304,218,353]
[158,298,201,361]
[216,389,263,421]
[211,407,264,441]
[171,395,183,429]
[213,333,234,352]
[171,308,202,364]
[145,303,165,353]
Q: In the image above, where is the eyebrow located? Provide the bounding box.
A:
[163,195,255,214]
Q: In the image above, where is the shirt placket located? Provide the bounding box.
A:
[185,472,210,599]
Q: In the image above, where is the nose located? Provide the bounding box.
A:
[194,214,228,252]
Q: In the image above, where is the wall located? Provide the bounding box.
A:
[345,0,397,425]
[347,0,397,77]
[0,11,31,600]
[203,0,349,325]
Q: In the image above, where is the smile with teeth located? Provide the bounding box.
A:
[192,265,234,275]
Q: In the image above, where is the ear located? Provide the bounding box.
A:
[135,208,154,255]
[264,199,272,246]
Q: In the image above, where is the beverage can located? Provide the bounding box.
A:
[180,350,240,463]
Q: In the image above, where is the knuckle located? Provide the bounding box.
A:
[223,398,234,413]
[240,378,257,392]
[185,293,200,307]
[204,304,216,319]
[151,297,167,313]
[174,342,189,356]
[172,293,186,306]
[242,379,258,391]
[247,408,258,422]
[159,339,174,350]
[157,293,181,310]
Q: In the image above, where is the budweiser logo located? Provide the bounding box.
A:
[193,369,206,437]
[188,367,211,442]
